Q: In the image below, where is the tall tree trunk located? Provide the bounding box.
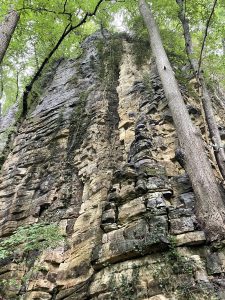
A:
[0,66,3,117]
[222,38,225,55]
[176,0,225,180]
[139,0,225,241]
[0,10,20,65]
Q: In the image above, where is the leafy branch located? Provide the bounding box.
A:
[17,6,73,21]
[22,0,104,116]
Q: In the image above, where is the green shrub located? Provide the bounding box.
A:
[0,222,64,260]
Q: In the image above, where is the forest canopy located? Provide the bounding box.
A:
[0,0,224,115]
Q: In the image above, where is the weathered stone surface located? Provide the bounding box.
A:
[0,35,222,300]
[24,292,52,300]
[180,192,195,209]
[146,177,167,191]
[206,253,223,275]
[149,295,169,300]
[92,217,169,270]
[170,217,195,234]
[118,197,146,224]
[102,208,116,224]
[175,231,206,246]
[172,174,193,194]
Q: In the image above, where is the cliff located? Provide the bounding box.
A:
[0,32,225,299]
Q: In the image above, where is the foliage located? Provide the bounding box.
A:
[119,0,225,86]
[0,0,102,114]
[0,222,64,260]
[0,0,225,114]
[151,0,225,85]
[0,223,64,295]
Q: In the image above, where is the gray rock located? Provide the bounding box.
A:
[170,217,195,234]
[101,209,116,224]
[163,109,173,122]
[135,178,147,193]
[169,207,193,219]
[172,174,193,193]
[206,253,222,275]
[180,192,195,209]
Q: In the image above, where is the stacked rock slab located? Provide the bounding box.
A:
[0,33,225,299]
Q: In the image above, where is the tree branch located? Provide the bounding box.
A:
[70,0,104,31]
[63,0,69,14]
[198,0,218,75]
[18,6,73,19]
[22,0,104,116]
[176,0,198,72]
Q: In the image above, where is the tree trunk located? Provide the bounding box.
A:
[176,0,198,71]
[0,66,2,116]
[222,38,225,55]
[176,0,225,180]
[0,10,20,65]
[139,0,225,241]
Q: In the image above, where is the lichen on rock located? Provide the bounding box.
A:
[0,32,224,300]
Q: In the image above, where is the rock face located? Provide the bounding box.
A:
[0,32,225,299]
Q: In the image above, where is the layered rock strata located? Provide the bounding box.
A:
[0,33,225,299]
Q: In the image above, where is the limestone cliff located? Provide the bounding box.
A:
[1,32,225,300]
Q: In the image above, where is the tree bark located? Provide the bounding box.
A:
[0,10,20,65]
[222,38,225,55]
[176,0,225,180]
[139,0,225,240]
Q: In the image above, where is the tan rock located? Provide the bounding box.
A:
[24,291,51,300]
[175,231,206,246]
[148,295,169,300]
[218,251,225,272]
[119,181,136,201]
[103,227,124,243]
[59,219,68,236]
[0,36,220,300]
[118,197,146,224]
[41,247,64,264]
[118,116,134,129]
[27,279,55,292]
